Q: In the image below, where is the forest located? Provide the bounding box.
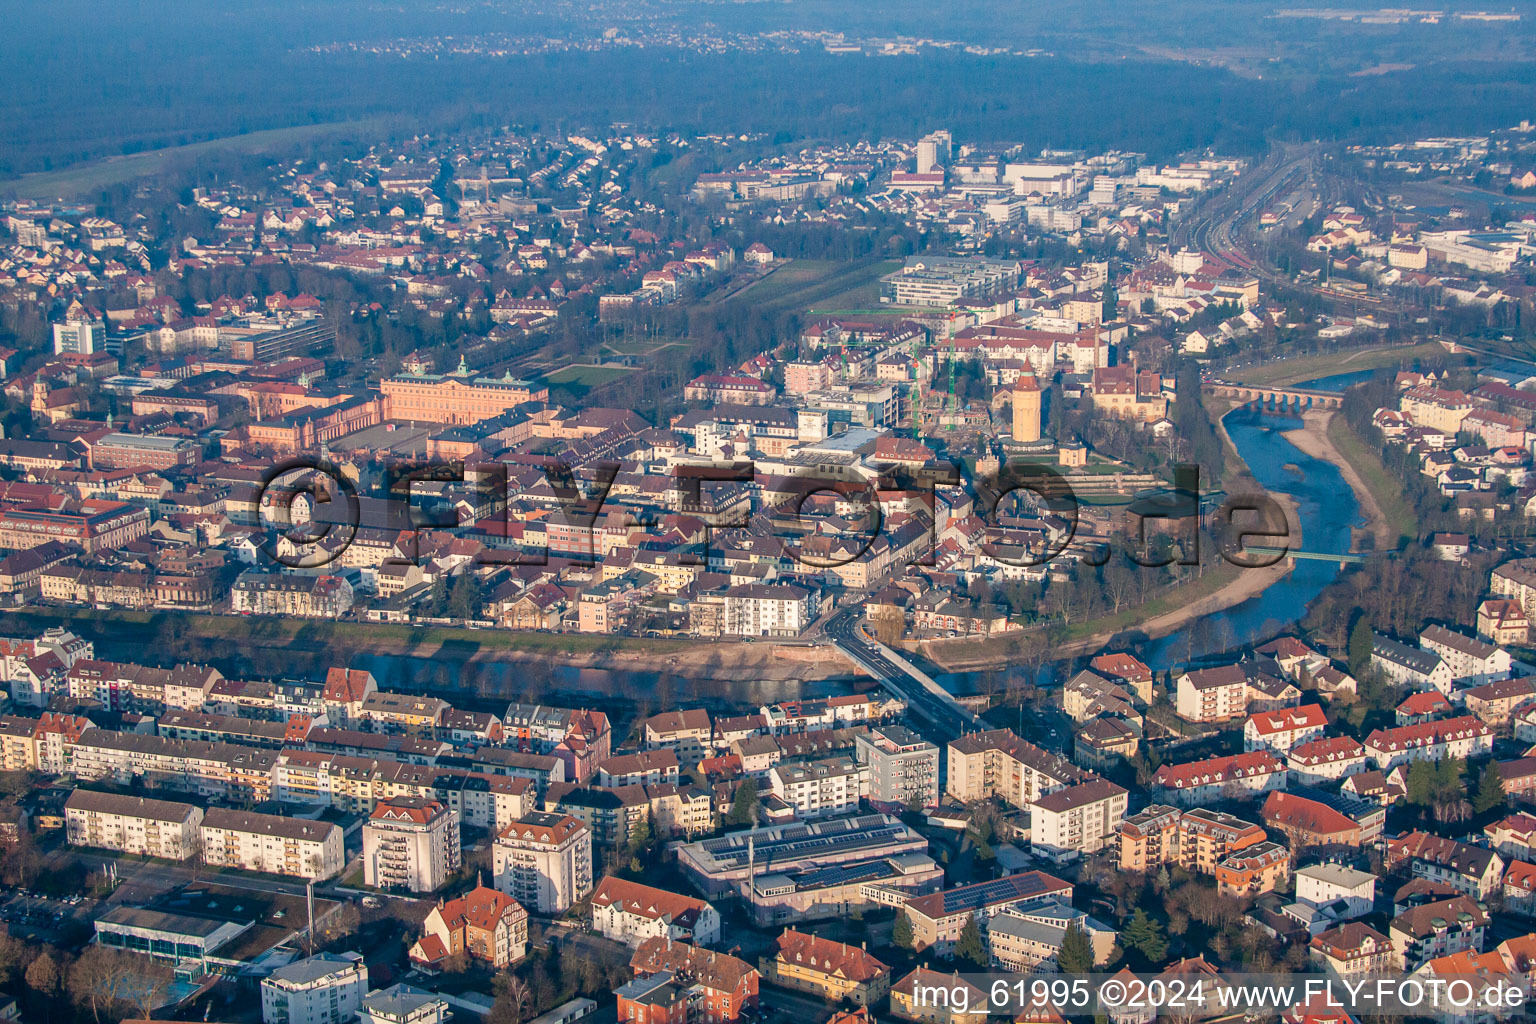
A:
[10,1,1536,179]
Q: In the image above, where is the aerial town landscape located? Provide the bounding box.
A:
[16,1,1536,1023]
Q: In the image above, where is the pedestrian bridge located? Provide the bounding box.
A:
[1242,546,1368,565]
[1203,381,1345,410]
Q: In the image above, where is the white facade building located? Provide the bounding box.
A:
[202,808,344,880]
[493,811,593,914]
[261,952,368,1024]
[64,790,203,860]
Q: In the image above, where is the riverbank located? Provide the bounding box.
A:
[0,607,851,684]
[1223,341,1446,388]
[921,555,1294,672]
[1280,409,1412,550]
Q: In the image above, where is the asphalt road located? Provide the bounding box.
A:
[824,607,978,741]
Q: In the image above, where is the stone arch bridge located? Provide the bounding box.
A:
[1203,381,1344,411]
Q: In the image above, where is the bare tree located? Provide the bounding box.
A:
[67,946,137,1024]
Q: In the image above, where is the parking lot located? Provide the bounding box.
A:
[0,889,97,943]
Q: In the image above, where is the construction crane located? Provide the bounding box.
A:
[946,335,958,430]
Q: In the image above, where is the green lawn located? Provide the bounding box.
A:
[1226,341,1447,388]
[728,258,902,316]
[1326,413,1418,546]
[542,364,632,387]
[7,120,382,199]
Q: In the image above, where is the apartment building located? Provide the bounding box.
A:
[64,789,203,860]
[200,808,344,880]
[721,583,818,637]
[1363,716,1493,771]
[1286,737,1368,787]
[854,725,939,810]
[493,811,593,914]
[1310,922,1400,977]
[642,709,712,768]
[1243,704,1328,754]
[1386,831,1505,898]
[598,749,680,788]
[1174,665,1248,723]
[1151,751,1286,807]
[1391,896,1488,971]
[768,757,870,819]
[1212,841,1290,898]
[260,952,368,1024]
[1420,624,1511,684]
[231,571,354,618]
[591,877,721,948]
[1296,864,1377,919]
[358,692,450,735]
[945,728,1088,807]
[1030,778,1128,863]
[1116,805,1182,873]
[760,929,891,1007]
[625,938,760,1023]
[362,797,462,893]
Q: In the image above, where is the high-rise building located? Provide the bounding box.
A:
[53,319,108,355]
[493,811,593,914]
[362,797,461,893]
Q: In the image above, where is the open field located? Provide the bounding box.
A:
[802,260,906,313]
[1225,341,1446,387]
[728,258,902,315]
[3,120,381,200]
[543,363,632,387]
[602,338,688,357]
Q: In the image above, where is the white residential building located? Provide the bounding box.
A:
[1296,864,1377,920]
[1420,625,1512,684]
[721,583,818,637]
[1363,716,1493,771]
[362,798,461,893]
[768,757,870,819]
[493,811,593,914]
[1030,778,1129,863]
[261,951,368,1024]
[589,877,721,948]
[1243,704,1328,754]
[64,790,203,860]
[201,808,344,880]
[1174,665,1248,723]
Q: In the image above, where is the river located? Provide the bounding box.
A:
[1137,404,1361,668]
[345,376,1370,704]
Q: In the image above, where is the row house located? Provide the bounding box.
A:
[0,712,93,774]
[1363,717,1493,771]
[67,659,222,713]
[1386,831,1506,899]
[1151,751,1286,808]
[1243,704,1328,754]
[1286,737,1368,787]
[68,730,277,802]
